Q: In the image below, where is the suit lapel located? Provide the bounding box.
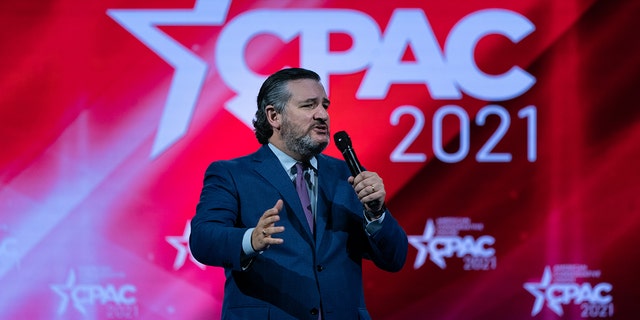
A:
[252,145,315,245]
[314,155,338,248]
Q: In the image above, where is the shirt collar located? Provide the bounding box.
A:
[267,143,318,174]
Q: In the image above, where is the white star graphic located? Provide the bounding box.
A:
[524,266,561,316]
[107,0,232,158]
[166,220,205,270]
[407,219,437,269]
[50,269,80,315]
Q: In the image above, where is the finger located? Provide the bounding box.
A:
[362,190,384,203]
[261,200,283,224]
[274,199,283,211]
[264,236,284,245]
[364,179,383,194]
[262,214,281,227]
[351,172,366,186]
[353,173,379,192]
[261,226,285,250]
[364,189,386,204]
[262,200,283,225]
[356,171,376,182]
[263,225,286,238]
[354,178,368,194]
[259,199,285,238]
[356,181,378,197]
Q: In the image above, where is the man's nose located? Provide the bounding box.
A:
[314,106,329,121]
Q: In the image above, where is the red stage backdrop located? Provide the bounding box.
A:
[1,0,639,319]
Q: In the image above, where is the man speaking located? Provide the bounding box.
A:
[190,67,408,319]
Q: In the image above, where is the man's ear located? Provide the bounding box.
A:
[266,105,281,130]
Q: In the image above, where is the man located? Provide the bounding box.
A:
[190,67,408,319]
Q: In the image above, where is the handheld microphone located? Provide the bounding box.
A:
[334,131,381,211]
[334,131,364,177]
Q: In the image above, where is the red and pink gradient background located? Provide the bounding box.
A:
[1,0,639,319]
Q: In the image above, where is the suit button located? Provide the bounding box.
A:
[316,265,325,272]
[310,308,319,315]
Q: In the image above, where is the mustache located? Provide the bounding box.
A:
[310,119,328,128]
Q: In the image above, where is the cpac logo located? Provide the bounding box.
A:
[408,219,495,269]
[108,0,535,158]
[524,266,613,317]
[50,269,137,315]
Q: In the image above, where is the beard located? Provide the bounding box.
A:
[281,117,329,159]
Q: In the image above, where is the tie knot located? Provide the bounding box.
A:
[294,162,313,189]
[295,161,309,174]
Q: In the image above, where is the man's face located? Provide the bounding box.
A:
[280,79,330,159]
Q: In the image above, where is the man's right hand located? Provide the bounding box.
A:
[251,199,285,251]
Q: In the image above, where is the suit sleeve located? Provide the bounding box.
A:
[189,161,247,270]
[364,209,408,272]
[329,157,409,273]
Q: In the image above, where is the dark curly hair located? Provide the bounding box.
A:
[253,68,321,144]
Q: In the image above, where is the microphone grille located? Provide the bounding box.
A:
[334,131,351,152]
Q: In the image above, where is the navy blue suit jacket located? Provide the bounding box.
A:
[190,145,408,320]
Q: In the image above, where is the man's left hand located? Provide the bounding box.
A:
[349,171,386,212]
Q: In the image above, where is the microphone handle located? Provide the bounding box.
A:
[341,147,381,211]
[341,146,363,176]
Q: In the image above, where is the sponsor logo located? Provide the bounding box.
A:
[409,217,496,270]
[524,264,614,317]
[50,267,139,318]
